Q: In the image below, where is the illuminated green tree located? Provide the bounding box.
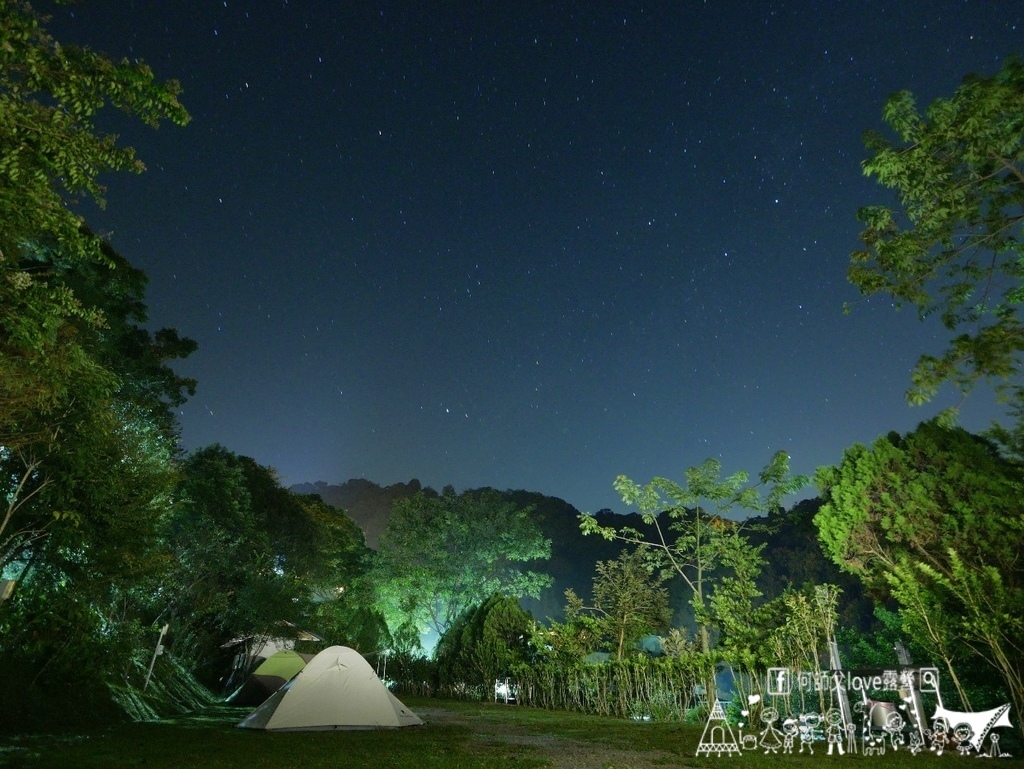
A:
[0,242,194,717]
[373,487,551,639]
[0,2,192,723]
[0,239,194,578]
[815,421,1024,719]
[848,56,1024,411]
[580,451,807,652]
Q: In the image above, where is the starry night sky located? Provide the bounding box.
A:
[48,2,1022,514]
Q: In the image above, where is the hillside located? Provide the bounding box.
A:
[291,480,870,629]
[291,479,627,620]
[291,478,434,549]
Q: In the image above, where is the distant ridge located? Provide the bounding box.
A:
[289,479,629,620]
[290,480,867,628]
[290,478,432,549]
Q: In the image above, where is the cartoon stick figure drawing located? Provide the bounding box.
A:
[799,713,820,754]
[884,711,905,750]
[931,719,948,755]
[782,719,797,754]
[825,709,845,755]
[954,724,974,756]
[759,707,784,754]
[908,731,923,755]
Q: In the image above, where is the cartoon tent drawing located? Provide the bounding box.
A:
[932,703,1012,752]
[696,699,741,756]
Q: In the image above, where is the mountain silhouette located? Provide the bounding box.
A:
[291,480,869,628]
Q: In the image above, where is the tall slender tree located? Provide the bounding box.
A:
[580,451,806,652]
[565,547,671,660]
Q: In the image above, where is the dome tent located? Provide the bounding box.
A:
[237,646,422,731]
[230,649,315,707]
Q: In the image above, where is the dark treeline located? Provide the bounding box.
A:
[298,480,872,631]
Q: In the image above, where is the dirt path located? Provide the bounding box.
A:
[415,706,683,769]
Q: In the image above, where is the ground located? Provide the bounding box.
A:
[416,705,682,769]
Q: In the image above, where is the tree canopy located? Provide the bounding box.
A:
[815,421,1024,718]
[373,487,551,641]
[163,446,370,683]
[565,547,671,660]
[0,1,201,723]
[0,0,194,575]
[849,55,1024,410]
[434,593,535,692]
[0,0,190,446]
[0,234,196,713]
[0,0,188,256]
[580,451,807,651]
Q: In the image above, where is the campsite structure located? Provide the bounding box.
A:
[238,645,422,731]
[230,649,314,706]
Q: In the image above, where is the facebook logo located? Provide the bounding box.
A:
[766,667,791,696]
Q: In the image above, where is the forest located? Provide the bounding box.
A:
[1,0,1023,746]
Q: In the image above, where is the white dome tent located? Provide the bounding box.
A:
[238,645,422,731]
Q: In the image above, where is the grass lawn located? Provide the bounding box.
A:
[0,698,1019,768]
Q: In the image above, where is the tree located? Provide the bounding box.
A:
[0,2,192,725]
[0,393,181,685]
[580,451,807,652]
[0,0,188,253]
[0,245,195,721]
[163,446,370,684]
[434,593,535,693]
[0,238,195,689]
[814,421,1024,721]
[848,56,1024,411]
[565,547,671,660]
[373,487,551,640]
[0,1,189,447]
[1,235,196,566]
[0,0,193,571]
[701,537,766,670]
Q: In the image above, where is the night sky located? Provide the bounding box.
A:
[48,2,1021,514]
